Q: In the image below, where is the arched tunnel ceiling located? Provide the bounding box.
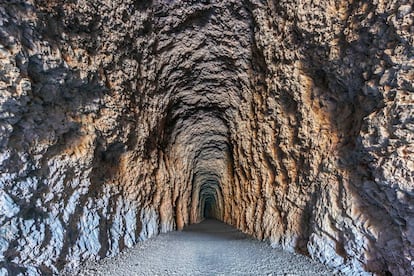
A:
[1,0,413,275]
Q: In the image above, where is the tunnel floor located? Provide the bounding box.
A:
[78,219,336,275]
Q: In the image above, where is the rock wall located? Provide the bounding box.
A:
[0,0,412,275]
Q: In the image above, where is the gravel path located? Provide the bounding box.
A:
[78,219,337,275]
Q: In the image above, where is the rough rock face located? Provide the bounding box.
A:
[0,0,412,275]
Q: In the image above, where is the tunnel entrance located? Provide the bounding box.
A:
[195,177,224,222]
[203,197,215,218]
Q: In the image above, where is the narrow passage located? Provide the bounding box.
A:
[79,220,337,275]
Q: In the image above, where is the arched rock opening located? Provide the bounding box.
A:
[199,179,223,219]
[0,0,412,275]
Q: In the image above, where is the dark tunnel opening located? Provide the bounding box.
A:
[198,178,224,221]
[203,196,215,218]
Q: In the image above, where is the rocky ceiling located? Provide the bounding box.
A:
[0,0,413,275]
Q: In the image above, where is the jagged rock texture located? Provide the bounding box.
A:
[0,0,413,275]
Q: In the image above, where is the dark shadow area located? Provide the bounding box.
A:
[203,198,214,218]
[197,177,224,221]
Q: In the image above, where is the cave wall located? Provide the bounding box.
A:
[0,0,413,275]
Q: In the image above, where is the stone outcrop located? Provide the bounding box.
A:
[0,0,413,275]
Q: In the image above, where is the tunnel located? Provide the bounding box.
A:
[0,0,413,275]
[199,180,222,219]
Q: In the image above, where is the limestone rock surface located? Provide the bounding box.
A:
[0,0,413,275]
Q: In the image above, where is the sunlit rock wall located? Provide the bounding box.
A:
[0,0,412,275]
[225,1,413,275]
